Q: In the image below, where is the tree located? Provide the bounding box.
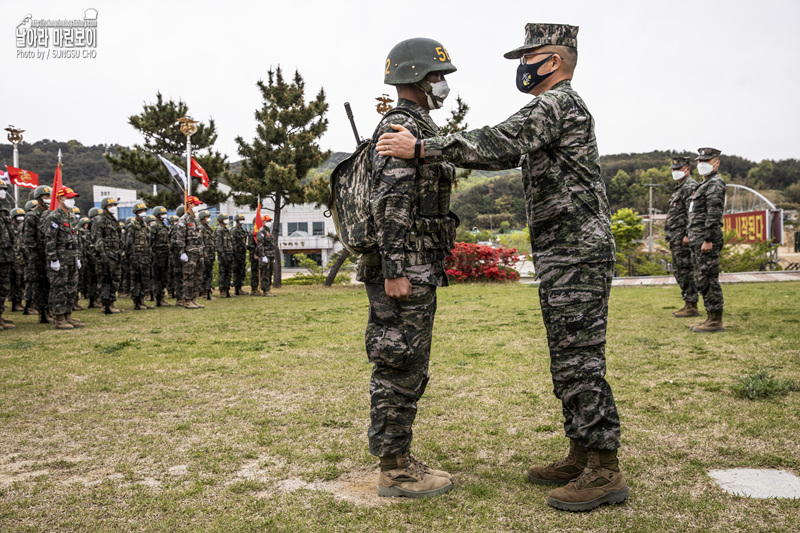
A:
[611,208,644,251]
[440,95,472,183]
[229,67,330,288]
[105,92,229,209]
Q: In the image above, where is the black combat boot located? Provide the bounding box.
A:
[102,300,113,315]
[39,307,51,324]
[23,301,32,315]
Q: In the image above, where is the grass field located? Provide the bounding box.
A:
[1,282,799,532]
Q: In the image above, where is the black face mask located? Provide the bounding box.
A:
[516,54,555,94]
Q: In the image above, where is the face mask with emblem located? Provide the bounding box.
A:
[516,53,557,94]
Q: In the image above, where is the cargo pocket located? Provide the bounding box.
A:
[365,323,414,370]
[545,287,607,350]
[417,164,440,216]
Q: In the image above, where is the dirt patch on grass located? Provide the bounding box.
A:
[270,467,394,508]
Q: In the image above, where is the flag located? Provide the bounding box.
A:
[158,155,187,190]
[6,166,39,189]
[253,202,263,241]
[50,162,63,211]
[0,170,9,186]
[190,158,209,187]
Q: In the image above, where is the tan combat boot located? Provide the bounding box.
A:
[176,298,185,307]
[408,454,453,481]
[54,315,74,330]
[183,299,201,309]
[673,301,700,317]
[0,314,15,329]
[691,311,725,333]
[193,298,205,309]
[262,290,276,297]
[73,301,86,311]
[377,452,454,498]
[527,439,587,486]
[546,448,629,512]
[250,287,261,296]
[65,314,85,328]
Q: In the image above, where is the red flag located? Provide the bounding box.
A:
[50,163,63,211]
[6,166,39,189]
[253,202,264,242]
[190,158,209,187]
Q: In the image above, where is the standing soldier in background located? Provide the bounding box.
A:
[9,207,26,313]
[75,218,90,306]
[44,187,84,330]
[230,214,249,295]
[176,196,205,309]
[666,156,699,317]
[170,207,184,304]
[150,206,172,307]
[70,206,86,311]
[198,210,216,300]
[688,147,726,333]
[254,215,276,297]
[215,214,234,298]
[92,197,124,314]
[87,207,102,308]
[22,185,53,323]
[247,218,260,296]
[21,201,38,315]
[126,202,153,310]
[119,220,130,298]
[0,182,16,330]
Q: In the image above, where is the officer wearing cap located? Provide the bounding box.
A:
[9,207,26,313]
[22,185,53,323]
[198,210,216,300]
[230,214,249,295]
[176,196,205,309]
[379,24,628,510]
[149,206,172,307]
[92,197,124,314]
[254,215,277,297]
[688,148,726,333]
[169,207,185,304]
[44,187,85,329]
[666,156,700,317]
[126,202,153,310]
[0,181,16,330]
[215,213,234,297]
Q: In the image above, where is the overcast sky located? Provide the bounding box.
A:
[2,0,800,165]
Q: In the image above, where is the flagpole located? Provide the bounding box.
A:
[5,126,24,207]
[178,116,199,205]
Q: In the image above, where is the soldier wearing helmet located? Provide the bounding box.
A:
[21,185,53,323]
[75,216,99,308]
[126,202,153,310]
[149,206,172,307]
[92,197,125,314]
[215,213,234,297]
[198,209,215,300]
[254,215,276,296]
[0,181,16,329]
[9,207,26,312]
[169,206,185,303]
[176,196,205,309]
[246,216,260,296]
[230,213,249,295]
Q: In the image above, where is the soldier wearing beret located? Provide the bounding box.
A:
[666,156,700,317]
[44,187,84,329]
[378,23,628,510]
[688,147,726,332]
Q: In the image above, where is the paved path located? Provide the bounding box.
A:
[520,271,800,286]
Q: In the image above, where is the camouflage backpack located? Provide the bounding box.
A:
[330,107,429,255]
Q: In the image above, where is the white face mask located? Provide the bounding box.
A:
[222,218,229,225]
[43,198,51,206]
[0,190,6,199]
[419,80,450,110]
[697,162,715,176]
[672,170,686,181]
[64,198,75,209]
[108,206,118,218]
[16,216,24,222]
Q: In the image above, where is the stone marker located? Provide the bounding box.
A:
[709,468,800,499]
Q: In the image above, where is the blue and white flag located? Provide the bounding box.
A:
[0,170,9,186]
[158,155,187,191]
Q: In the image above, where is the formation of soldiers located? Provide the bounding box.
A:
[0,188,278,330]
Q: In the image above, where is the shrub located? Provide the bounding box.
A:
[446,242,520,283]
[731,368,799,400]
[282,273,351,286]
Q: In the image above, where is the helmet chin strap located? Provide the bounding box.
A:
[415,80,443,110]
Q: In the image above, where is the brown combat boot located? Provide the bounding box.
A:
[65,314,85,328]
[527,439,587,486]
[73,301,86,311]
[262,290,276,297]
[54,315,74,330]
[109,303,123,314]
[0,314,15,330]
[176,298,185,307]
[408,454,453,481]
[193,298,205,309]
[673,301,700,317]
[691,311,725,333]
[12,301,23,312]
[250,287,261,296]
[183,299,201,309]
[377,452,454,498]
[546,448,629,512]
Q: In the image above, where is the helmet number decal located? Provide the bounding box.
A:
[435,47,450,62]
[385,58,391,74]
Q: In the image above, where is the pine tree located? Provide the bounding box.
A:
[229,67,330,288]
[105,92,229,209]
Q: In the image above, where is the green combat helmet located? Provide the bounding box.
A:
[384,37,457,85]
[176,205,185,217]
[11,207,25,218]
[133,202,147,216]
[236,214,245,222]
[169,215,178,224]
[0,181,7,190]
[34,185,52,199]
[88,207,101,218]
[145,214,156,225]
[24,200,36,211]
[152,206,167,217]
[72,206,81,216]
[198,210,210,221]
[100,197,118,210]
[216,213,229,225]
[76,217,90,229]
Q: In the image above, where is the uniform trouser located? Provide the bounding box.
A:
[121,260,130,294]
[218,260,232,292]
[0,262,11,313]
[130,262,151,300]
[203,255,214,294]
[692,243,723,313]
[27,259,49,309]
[538,261,620,451]
[84,259,98,302]
[10,259,24,303]
[258,260,274,292]
[232,253,246,288]
[152,253,169,299]
[669,241,698,303]
[99,260,122,303]
[182,251,204,301]
[47,261,78,316]
[365,282,436,457]
[172,253,183,300]
[249,253,259,289]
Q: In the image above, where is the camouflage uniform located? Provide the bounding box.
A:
[423,80,620,450]
[687,171,726,314]
[92,211,123,306]
[150,218,171,304]
[176,212,205,301]
[22,205,50,312]
[230,223,248,291]
[78,222,98,304]
[665,176,699,303]
[254,226,276,293]
[0,207,15,318]
[120,223,130,296]
[10,216,25,309]
[357,99,457,457]
[169,220,183,301]
[43,208,79,316]
[200,220,215,296]
[247,231,259,292]
[126,217,152,305]
[215,224,234,294]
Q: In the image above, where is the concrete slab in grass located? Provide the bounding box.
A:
[709,468,800,499]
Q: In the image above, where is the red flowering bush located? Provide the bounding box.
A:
[446,242,520,283]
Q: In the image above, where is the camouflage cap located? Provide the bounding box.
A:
[504,23,579,60]
[695,147,722,161]
[670,156,692,170]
